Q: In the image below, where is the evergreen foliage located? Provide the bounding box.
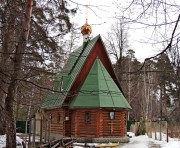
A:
[136,116,146,136]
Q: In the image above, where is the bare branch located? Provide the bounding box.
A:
[136,14,180,72]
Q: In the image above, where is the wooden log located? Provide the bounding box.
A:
[51,142,60,148]
[62,138,74,148]
[39,139,60,148]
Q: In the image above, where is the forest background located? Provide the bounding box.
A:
[0,0,180,147]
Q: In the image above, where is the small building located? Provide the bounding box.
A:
[40,20,131,143]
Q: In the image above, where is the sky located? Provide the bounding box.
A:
[69,0,161,62]
[69,0,180,62]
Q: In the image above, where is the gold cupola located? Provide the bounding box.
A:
[81,19,92,35]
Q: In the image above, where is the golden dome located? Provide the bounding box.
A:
[81,19,92,35]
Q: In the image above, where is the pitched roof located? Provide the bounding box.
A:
[41,35,99,109]
[70,57,131,109]
[41,35,131,109]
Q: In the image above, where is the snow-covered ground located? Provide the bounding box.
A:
[74,132,180,148]
[121,132,180,148]
[0,135,25,148]
[1,132,180,148]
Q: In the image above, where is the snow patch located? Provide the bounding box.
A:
[0,135,25,148]
[127,132,135,137]
[121,132,180,148]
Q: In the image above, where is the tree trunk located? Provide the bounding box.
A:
[0,0,17,135]
[5,76,18,148]
[5,0,33,147]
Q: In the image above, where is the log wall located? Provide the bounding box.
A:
[42,108,126,138]
[71,109,98,137]
[71,109,126,137]
[102,110,126,136]
[42,108,64,137]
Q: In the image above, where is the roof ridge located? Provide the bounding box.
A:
[96,57,100,107]
[97,58,116,108]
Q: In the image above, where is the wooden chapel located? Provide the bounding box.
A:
[39,20,131,142]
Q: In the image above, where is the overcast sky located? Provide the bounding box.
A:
[70,0,180,62]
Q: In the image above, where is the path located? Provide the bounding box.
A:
[120,135,162,148]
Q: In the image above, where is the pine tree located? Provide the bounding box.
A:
[0,0,77,147]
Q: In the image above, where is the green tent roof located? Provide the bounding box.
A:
[70,58,131,109]
[41,35,100,109]
[41,35,131,109]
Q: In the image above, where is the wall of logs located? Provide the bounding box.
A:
[42,108,126,139]
[71,109,126,137]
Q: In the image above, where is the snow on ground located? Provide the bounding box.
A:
[73,132,180,148]
[0,135,25,148]
[1,132,180,148]
[121,132,180,148]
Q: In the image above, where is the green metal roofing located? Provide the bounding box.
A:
[70,58,131,109]
[41,35,100,109]
[41,35,131,109]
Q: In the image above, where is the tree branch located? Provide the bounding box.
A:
[136,14,180,72]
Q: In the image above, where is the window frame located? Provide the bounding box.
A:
[85,112,91,124]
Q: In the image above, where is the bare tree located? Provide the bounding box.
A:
[110,0,180,120]
[104,17,129,83]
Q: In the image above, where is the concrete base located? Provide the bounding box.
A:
[75,136,130,143]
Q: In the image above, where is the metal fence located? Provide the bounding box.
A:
[16,121,29,133]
